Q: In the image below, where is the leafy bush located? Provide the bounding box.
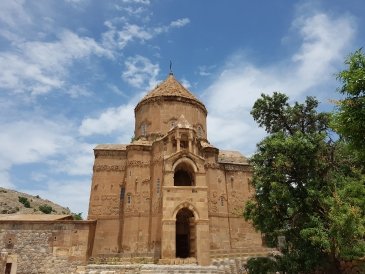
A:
[72,213,83,220]
[39,204,53,214]
[245,257,278,274]
[18,196,31,208]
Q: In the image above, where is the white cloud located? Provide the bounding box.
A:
[122,55,160,89]
[170,18,190,28]
[102,18,190,50]
[67,85,92,98]
[54,143,95,176]
[79,103,135,140]
[0,30,112,96]
[107,84,128,97]
[119,24,153,48]
[0,169,13,189]
[0,119,73,189]
[0,0,31,28]
[197,65,216,76]
[0,116,95,181]
[121,0,150,4]
[0,117,95,215]
[292,13,355,88]
[180,78,192,89]
[0,120,73,166]
[204,11,355,155]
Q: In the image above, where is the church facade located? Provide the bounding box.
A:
[88,74,264,265]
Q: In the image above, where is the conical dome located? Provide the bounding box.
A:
[134,74,207,139]
[135,74,206,112]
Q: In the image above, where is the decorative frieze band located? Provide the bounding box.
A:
[204,163,221,170]
[93,165,126,172]
[95,150,126,157]
[223,164,250,172]
[127,160,150,167]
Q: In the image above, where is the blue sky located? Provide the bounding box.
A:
[0,0,364,216]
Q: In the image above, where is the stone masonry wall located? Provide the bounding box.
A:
[0,220,96,274]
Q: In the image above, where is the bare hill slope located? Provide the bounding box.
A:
[0,187,71,215]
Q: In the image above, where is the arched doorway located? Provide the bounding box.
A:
[174,162,194,186]
[176,208,196,258]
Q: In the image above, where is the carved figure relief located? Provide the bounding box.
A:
[89,194,119,216]
[208,191,219,213]
[229,190,245,216]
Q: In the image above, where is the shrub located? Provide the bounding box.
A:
[245,257,278,274]
[18,196,31,208]
[39,204,53,214]
[72,213,83,220]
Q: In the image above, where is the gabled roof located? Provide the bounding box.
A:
[218,150,249,165]
[0,214,73,221]
[135,74,207,113]
[175,114,192,129]
[94,144,127,150]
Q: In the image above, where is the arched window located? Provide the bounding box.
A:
[127,193,132,205]
[174,161,195,186]
[220,196,224,206]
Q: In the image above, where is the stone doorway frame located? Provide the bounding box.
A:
[161,202,210,265]
[175,207,196,258]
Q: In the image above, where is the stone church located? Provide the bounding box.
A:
[88,73,264,265]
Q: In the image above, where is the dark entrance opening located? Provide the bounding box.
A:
[5,263,12,274]
[176,208,195,258]
[174,170,192,186]
[174,162,194,186]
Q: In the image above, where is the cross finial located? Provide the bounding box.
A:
[169,60,173,75]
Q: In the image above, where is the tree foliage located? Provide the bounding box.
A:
[244,92,365,273]
[333,49,365,162]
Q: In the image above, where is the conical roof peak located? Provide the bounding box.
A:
[141,74,199,101]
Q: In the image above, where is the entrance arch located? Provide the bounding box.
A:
[173,160,195,186]
[175,208,196,258]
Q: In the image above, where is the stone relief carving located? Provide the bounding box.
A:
[152,196,162,214]
[89,195,119,216]
[151,156,163,165]
[208,191,219,213]
[93,164,126,172]
[224,164,250,172]
[204,163,221,170]
[95,151,126,157]
[229,190,245,216]
[127,160,150,167]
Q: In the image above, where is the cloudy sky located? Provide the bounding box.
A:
[0,0,364,216]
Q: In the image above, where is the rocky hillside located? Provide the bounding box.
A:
[0,187,71,215]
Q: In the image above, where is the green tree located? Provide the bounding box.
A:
[244,92,365,273]
[333,49,365,162]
